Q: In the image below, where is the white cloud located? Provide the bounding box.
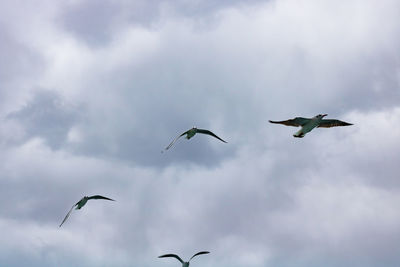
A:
[1,0,400,266]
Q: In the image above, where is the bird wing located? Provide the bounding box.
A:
[196,129,227,143]
[317,119,353,128]
[269,117,310,127]
[165,130,189,150]
[59,203,77,227]
[87,195,115,201]
[158,254,184,263]
[189,251,210,262]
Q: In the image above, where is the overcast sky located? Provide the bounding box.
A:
[1,0,400,266]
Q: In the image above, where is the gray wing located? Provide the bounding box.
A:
[269,117,311,127]
[196,129,227,143]
[158,254,184,263]
[189,251,210,262]
[87,195,115,201]
[318,119,353,128]
[165,130,189,150]
[59,204,77,227]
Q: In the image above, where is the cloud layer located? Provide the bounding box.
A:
[1,0,400,266]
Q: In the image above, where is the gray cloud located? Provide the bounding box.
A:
[0,24,45,113]
[58,0,269,45]
[59,0,121,45]
[0,0,400,267]
[7,90,82,149]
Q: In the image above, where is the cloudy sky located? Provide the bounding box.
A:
[1,0,400,266]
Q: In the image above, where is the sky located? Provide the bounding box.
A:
[0,0,400,266]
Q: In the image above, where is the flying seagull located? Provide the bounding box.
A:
[158,251,210,267]
[269,114,353,138]
[59,195,115,227]
[164,127,227,151]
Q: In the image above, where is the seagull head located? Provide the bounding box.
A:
[317,114,328,118]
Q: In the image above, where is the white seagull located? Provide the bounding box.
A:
[164,127,227,151]
[158,251,210,267]
[269,114,353,138]
[59,195,115,227]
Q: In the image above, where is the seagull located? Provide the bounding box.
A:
[269,114,353,138]
[158,251,210,267]
[164,127,227,151]
[59,195,115,227]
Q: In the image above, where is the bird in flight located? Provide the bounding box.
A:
[164,127,227,151]
[158,251,210,267]
[59,195,115,227]
[269,114,353,138]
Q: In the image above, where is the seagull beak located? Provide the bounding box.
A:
[322,114,328,117]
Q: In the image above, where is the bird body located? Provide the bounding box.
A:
[75,197,90,209]
[59,195,115,227]
[158,251,210,267]
[165,127,227,150]
[269,114,352,138]
[293,114,325,137]
[185,128,197,139]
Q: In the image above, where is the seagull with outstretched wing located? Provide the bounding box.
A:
[269,114,352,138]
[158,251,210,267]
[59,195,115,227]
[164,127,227,151]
